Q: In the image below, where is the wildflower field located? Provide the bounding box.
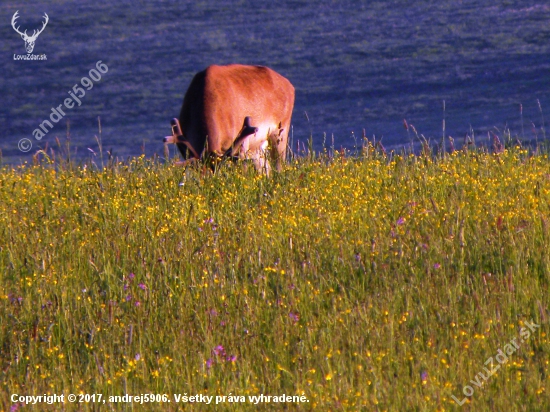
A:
[1,146,549,411]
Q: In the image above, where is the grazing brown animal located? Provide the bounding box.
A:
[164,64,295,172]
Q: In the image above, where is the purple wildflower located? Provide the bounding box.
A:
[227,355,237,362]
[206,358,213,369]
[128,273,135,280]
[126,294,132,301]
[433,263,441,269]
[138,283,146,290]
[213,345,225,357]
[135,353,141,361]
[396,217,405,226]
[421,370,428,383]
[134,301,140,307]
[289,312,300,323]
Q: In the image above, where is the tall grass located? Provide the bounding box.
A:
[1,145,549,411]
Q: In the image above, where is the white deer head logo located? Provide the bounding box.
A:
[11,11,49,54]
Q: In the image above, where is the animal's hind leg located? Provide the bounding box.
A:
[268,122,287,171]
[252,141,271,175]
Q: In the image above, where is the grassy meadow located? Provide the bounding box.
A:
[1,144,550,411]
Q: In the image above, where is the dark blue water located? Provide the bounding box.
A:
[1,0,549,163]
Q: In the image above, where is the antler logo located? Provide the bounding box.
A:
[11,10,49,54]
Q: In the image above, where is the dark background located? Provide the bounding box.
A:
[1,0,549,163]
